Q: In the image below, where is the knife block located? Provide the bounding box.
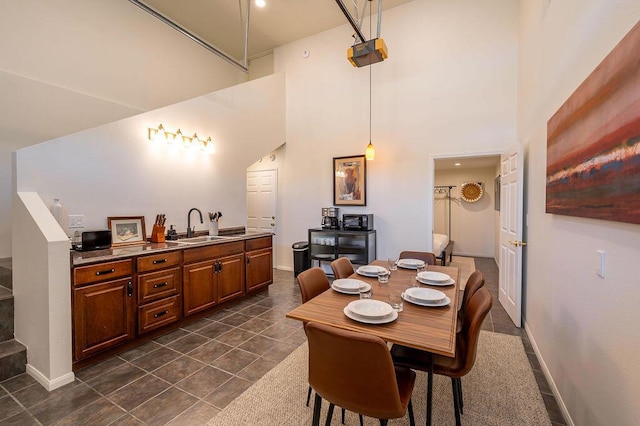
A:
[150,225,166,243]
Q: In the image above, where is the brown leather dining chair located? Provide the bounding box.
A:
[390,286,493,426]
[330,257,355,279]
[296,267,352,424]
[399,251,437,266]
[457,270,485,331]
[306,322,416,426]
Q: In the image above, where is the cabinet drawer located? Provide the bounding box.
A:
[245,236,272,251]
[138,295,181,334]
[137,251,183,273]
[138,267,181,305]
[183,241,244,264]
[74,260,133,287]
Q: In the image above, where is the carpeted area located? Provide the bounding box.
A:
[448,255,476,290]
[207,331,551,426]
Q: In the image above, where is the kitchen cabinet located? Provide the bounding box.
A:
[73,259,135,361]
[245,236,273,292]
[183,241,245,317]
[308,228,376,269]
[137,251,182,334]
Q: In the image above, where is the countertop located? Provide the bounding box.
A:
[71,231,273,266]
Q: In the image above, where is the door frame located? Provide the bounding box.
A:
[427,149,504,253]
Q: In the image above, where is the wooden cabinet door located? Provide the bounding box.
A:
[73,278,135,361]
[246,248,273,292]
[217,253,245,303]
[183,260,216,317]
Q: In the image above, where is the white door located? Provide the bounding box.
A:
[247,170,277,265]
[499,145,524,327]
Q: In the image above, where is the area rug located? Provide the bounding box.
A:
[448,256,476,290]
[207,331,550,426]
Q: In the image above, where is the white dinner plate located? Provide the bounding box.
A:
[356,265,387,277]
[397,259,426,269]
[343,306,398,324]
[416,277,456,287]
[402,292,451,307]
[347,299,394,319]
[331,282,371,295]
[332,278,369,292]
[417,271,450,282]
[404,287,446,303]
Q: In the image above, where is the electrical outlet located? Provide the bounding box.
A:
[596,250,606,278]
[68,215,84,228]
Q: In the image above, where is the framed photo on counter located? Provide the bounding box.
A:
[107,216,146,246]
[333,155,367,206]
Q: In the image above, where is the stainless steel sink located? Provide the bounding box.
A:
[175,235,229,244]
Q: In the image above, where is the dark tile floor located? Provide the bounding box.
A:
[0,259,566,425]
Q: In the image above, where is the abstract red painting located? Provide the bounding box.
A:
[546,20,640,225]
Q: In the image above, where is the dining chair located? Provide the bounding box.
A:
[306,322,416,426]
[390,287,493,426]
[330,257,355,279]
[296,268,353,424]
[399,251,437,265]
[457,270,485,332]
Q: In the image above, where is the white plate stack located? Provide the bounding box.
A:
[356,265,387,277]
[331,279,371,295]
[416,271,455,286]
[402,287,451,307]
[397,258,426,269]
[343,299,398,324]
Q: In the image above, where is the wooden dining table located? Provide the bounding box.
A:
[286,260,461,426]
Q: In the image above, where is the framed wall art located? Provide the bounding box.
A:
[546,20,640,224]
[333,155,366,206]
[107,216,147,246]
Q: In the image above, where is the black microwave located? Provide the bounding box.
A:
[342,214,374,230]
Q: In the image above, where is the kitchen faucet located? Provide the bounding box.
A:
[187,208,203,238]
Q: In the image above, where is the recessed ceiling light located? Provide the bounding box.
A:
[454,162,461,166]
[255,0,266,7]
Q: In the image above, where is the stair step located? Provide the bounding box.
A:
[0,257,12,290]
[0,339,26,381]
[0,286,13,343]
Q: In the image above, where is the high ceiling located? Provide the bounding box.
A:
[138,0,413,62]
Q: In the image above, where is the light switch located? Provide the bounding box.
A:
[596,250,605,278]
[68,215,84,228]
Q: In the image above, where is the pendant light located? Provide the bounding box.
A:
[365,1,376,161]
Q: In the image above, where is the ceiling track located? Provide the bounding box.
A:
[335,0,383,43]
[128,0,249,73]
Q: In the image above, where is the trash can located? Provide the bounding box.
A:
[292,241,310,277]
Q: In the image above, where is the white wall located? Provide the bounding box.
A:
[434,167,497,257]
[273,0,518,266]
[0,0,247,257]
[518,1,640,425]
[15,74,286,237]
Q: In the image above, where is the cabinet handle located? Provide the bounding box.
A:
[154,310,169,318]
[153,282,168,288]
[152,259,167,264]
[247,257,251,265]
[127,281,133,297]
[95,268,115,276]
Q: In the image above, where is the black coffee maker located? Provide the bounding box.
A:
[321,207,340,229]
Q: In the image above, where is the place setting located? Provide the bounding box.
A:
[343,298,399,324]
[402,287,451,307]
[415,270,456,286]
[331,278,371,295]
[396,258,426,270]
[355,264,388,277]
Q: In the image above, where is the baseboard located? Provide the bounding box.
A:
[26,364,75,391]
[276,265,293,272]
[524,320,574,426]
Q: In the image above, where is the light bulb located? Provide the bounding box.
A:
[365,142,375,160]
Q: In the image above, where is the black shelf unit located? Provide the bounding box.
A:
[308,228,376,269]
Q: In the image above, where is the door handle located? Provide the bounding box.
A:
[272,216,275,219]
[509,240,527,247]
[270,223,275,226]
[127,281,133,297]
